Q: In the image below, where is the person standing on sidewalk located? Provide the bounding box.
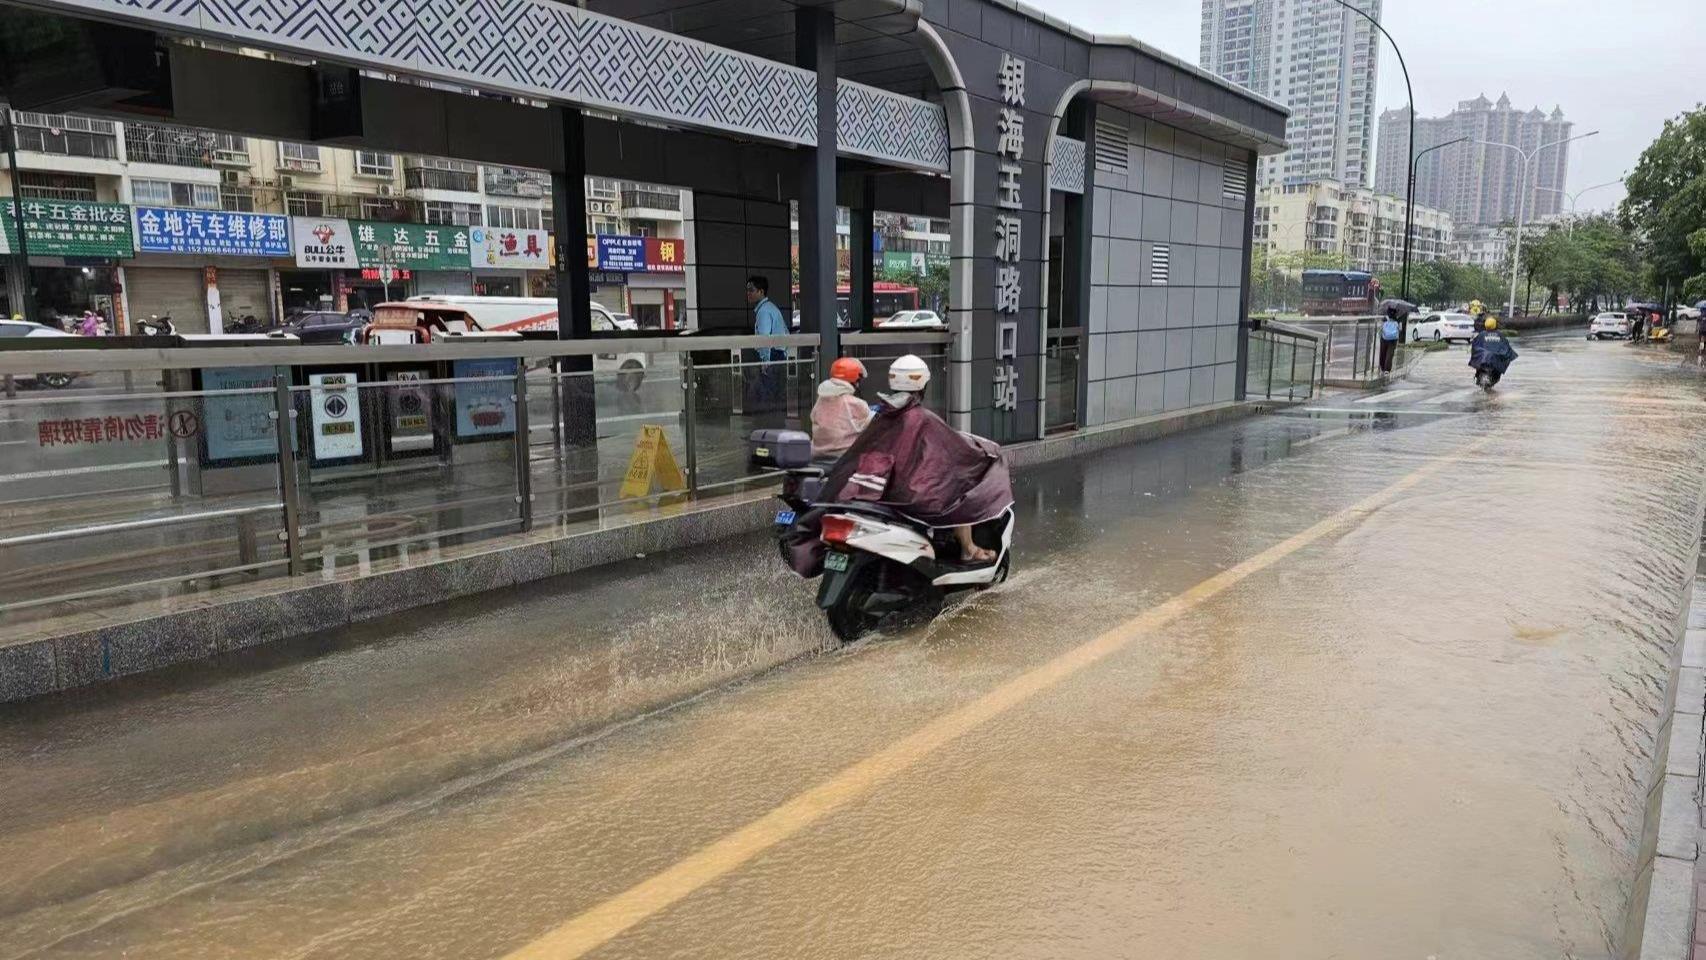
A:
[1376,299,1416,374]
[747,275,788,422]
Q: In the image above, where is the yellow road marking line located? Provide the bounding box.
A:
[499,440,1490,960]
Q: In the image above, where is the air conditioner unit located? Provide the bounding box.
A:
[377,184,395,198]
[278,174,296,190]
[220,169,243,185]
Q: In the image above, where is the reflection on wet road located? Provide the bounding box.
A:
[3,332,1704,959]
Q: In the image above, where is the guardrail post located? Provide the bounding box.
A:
[512,360,532,533]
[272,366,303,576]
[1265,335,1277,399]
[1289,337,1300,401]
[682,352,699,495]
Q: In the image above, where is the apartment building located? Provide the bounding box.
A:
[1376,95,1572,228]
[1201,0,1381,189]
[1253,178,1452,274]
[0,109,689,332]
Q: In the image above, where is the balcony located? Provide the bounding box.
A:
[405,165,478,193]
[212,133,249,167]
[484,165,550,199]
[620,188,682,217]
[124,123,217,168]
[8,112,118,160]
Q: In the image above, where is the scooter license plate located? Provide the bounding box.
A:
[774,509,796,526]
[824,551,850,572]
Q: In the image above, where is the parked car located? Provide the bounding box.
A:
[286,311,366,344]
[0,318,81,388]
[879,309,946,330]
[609,312,640,331]
[387,297,649,390]
[1588,312,1632,340]
[1409,312,1477,343]
[1677,303,1704,322]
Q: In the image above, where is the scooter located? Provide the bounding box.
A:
[1473,365,1501,393]
[775,466,1014,642]
[135,314,176,337]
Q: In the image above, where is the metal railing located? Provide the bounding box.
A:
[405,167,479,192]
[1246,323,1322,402]
[124,123,217,168]
[620,189,681,212]
[0,331,949,623]
[1273,316,1425,384]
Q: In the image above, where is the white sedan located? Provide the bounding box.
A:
[0,318,81,388]
[1588,312,1631,340]
[878,309,946,330]
[1409,312,1478,343]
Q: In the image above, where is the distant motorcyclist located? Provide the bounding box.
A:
[810,356,873,459]
[1468,316,1518,390]
[821,355,1012,565]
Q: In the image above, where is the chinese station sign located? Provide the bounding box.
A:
[136,207,290,258]
[353,220,471,271]
[470,226,549,269]
[992,52,1026,413]
[0,201,134,259]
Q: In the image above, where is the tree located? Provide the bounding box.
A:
[1621,105,1706,305]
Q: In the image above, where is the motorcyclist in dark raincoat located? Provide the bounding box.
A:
[1468,316,1518,388]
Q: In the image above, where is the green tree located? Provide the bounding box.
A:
[1621,105,1706,304]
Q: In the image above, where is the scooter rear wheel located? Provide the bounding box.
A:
[825,565,881,643]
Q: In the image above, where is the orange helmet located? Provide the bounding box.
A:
[829,356,867,384]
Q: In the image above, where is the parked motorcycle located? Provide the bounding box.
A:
[775,465,1014,642]
[135,314,176,337]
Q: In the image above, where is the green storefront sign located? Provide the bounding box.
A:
[351,220,471,270]
[880,251,947,276]
[0,200,134,259]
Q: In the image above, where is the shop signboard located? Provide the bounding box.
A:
[451,358,516,440]
[307,371,365,463]
[0,201,134,259]
[595,235,645,272]
[353,221,470,271]
[384,369,436,455]
[470,226,549,270]
[292,217,358,268]
[136,207,290,258]
[644,237,685,273]
[200,366,283,465]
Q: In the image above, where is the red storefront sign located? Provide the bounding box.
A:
[360,267,413,281]
[645,237,685,273]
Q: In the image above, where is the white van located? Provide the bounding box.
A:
[390,296,649,389]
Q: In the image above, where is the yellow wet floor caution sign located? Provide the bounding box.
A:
[619,425,687,499]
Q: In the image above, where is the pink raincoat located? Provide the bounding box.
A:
[810,379,873,457]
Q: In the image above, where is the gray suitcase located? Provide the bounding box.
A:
[748,429,813,468]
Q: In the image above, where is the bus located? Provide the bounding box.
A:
[1300,270,1379,316]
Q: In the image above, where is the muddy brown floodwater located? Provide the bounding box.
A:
[2,332,1704,960]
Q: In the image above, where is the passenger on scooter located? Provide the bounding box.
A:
[1468,316,1518,388]
[810,356,873,458]
[821,355,1013,565]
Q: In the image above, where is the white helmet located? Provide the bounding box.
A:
[887,354,931,392]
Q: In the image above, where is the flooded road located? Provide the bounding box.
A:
[4,332,1705,959]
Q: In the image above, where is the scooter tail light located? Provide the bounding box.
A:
[821,515,859,545]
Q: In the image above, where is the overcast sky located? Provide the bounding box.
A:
[1037,0,1706,213]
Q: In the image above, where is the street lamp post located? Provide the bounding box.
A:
[1323,0,1415,302]
[1471,130,1599,317]
[1536,178,1623,236]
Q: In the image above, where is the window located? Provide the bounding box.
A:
[484,204,543,230]
[221,187,255,212]
[590,216,620,235]
[16,172,98,202]
[279,142,322,172]
[9,111,118,159]
[422,201,481,226]
[355,151,395,178]
[359,197,400,219]
[131,179,220,209]
[286,192,328,217]
[213,133,248,164]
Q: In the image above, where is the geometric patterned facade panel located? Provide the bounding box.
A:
[835,80,950,172]
[34,0,949,169]
[1049,136,1086,194]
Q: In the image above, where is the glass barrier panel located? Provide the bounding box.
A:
[0,377,287,628]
